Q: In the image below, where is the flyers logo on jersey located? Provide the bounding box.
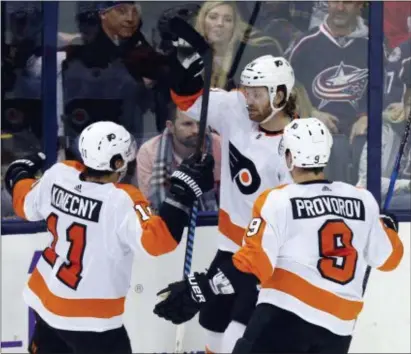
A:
[229,141,261,195]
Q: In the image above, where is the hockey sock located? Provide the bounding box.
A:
[221,320,246,353]
[204,329,223,353]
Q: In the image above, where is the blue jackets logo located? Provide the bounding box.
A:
[312,61,368,110]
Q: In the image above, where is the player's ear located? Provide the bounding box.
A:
[112,156,125,171]
[273,89,285,107]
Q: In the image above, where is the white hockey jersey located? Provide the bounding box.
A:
[173,89,293,253]
[233,181,404,336]
[13,161,178,332]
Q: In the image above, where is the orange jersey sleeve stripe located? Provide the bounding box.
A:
[28,269,125,318]
[12,179,37,219]
[115,184,178,256]
[140,216,179,256]
[378,222,404,272]
[171,89,204,111]
[233,188,279,283]
[264,268,364,321]
[218,209,246,246]
[115,183,148,206]
[61,160,85,172]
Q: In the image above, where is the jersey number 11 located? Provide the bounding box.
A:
[43,213,86,290]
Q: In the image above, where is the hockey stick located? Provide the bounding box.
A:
[361,109,411,295]
[227,1,262,80]
[168,17,213,354]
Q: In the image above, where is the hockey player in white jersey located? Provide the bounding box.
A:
[4,121,215,354]
[156,40,296,351]
[154,118,404,353]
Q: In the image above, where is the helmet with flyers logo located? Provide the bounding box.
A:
[78,122,136,175]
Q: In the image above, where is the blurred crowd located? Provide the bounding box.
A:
[2,1,411,218]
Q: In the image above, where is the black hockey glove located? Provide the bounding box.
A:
[154,272,214,325]
[168,49,205,96]
[157,3,201,46]
[160,15,209,96]
[380,213,399,232]
[154,266,238,324]
[4,152,46,195]
[169,153,215,208]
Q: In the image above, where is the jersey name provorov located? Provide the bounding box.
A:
[291,195,365,220]
[51,184,102,222]
[233,181,404,336]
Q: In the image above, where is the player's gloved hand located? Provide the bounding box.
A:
[162,17,209,96]
[157,4,201,45]
[4,152,46,195]
[169,153,215,207]
[154,272,214,325]
[167,49,205,96]
[380,213,399,232]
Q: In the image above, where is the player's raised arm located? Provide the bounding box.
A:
[167,38,241,134]
[4,152,46,221]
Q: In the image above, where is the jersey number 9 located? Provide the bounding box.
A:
[317,219,358,285]
[246,217,263,237]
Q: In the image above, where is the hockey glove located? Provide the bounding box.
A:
[167,50,205,96]
[154,267,237,324]
[157,4,201,46]
[4,152,46,195]
[380,213,399,232]
[154,272,214,325]
[162,17,209,96]
[169,153,215,208]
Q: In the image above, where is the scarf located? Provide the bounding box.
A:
[149,128,218,212]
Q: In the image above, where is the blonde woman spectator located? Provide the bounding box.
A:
[195,1,283,89]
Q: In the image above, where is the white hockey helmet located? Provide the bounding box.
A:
[240,55,295,122]
[78,121,136,174]
[282,118,333,170]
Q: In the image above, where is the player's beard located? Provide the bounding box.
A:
[248,102,272,123]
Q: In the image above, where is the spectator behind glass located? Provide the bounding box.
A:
[62,1,169,159]
[288,1,368,141]
[384,38,411,116]
[384,2,411,50]
[357,93,411,210]
[357,50,411,210]
[136,104,221,212]
[194,1,282,89]
[255,1,315,52]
